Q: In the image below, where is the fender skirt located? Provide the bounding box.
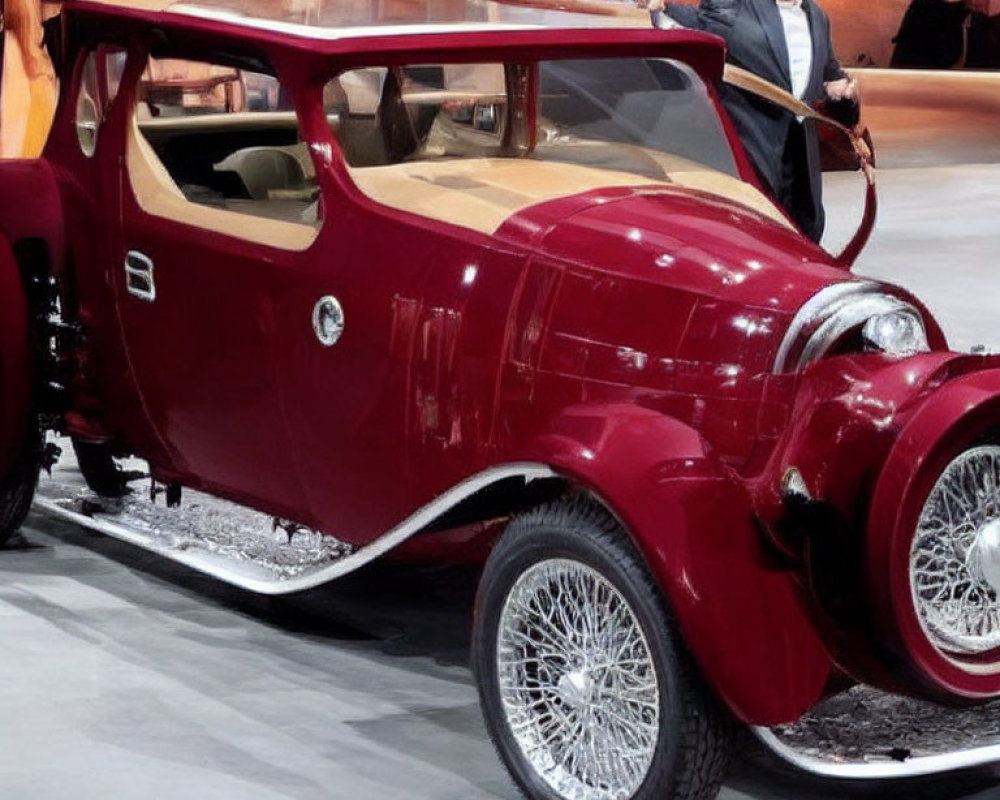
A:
[525,404,832,725]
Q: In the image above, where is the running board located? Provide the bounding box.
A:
[755,685,1000,779]
[32,454,554,595]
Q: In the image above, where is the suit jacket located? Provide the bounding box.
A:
[657,0,846,239]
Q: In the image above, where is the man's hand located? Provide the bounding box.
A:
[824,76,858,103]
[645,0,685,27]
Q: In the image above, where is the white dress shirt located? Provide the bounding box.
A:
[776,0,813,101]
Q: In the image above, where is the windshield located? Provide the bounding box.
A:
[535,58,738,177]
[328,57,739,180]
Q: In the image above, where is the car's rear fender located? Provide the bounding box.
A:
[521,404,832,725]
[0,160,65,271]
[0,159,64,477]
[0,236,32,478]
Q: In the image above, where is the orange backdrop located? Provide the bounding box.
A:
[0,0,58,157]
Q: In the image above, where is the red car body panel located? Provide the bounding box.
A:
[518,403,833,724]
[5,0,998,726]
[0,159,63,474]
[0,238,31,477]
[870,363,1000,698]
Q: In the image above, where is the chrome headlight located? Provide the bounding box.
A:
[862,308,929,356]
[774,282,931,373]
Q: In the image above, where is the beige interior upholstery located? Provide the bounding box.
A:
[126,116,319,251]
[213,144,314,199]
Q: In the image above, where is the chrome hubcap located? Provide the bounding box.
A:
[911,446,1000,654]
[496,558,659,800]
[556,670,595,708]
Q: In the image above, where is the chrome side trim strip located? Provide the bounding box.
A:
[753,726,1000,779]
[33,463,556,595]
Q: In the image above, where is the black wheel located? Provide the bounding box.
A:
[472,495,731,800]
[0,427,40,545]
[71,437,129,498]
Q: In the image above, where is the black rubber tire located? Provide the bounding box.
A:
[472,495,732,800]
[71,437,129,498]
[0,428,40,545]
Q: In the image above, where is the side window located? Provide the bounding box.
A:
[105,50,127,107]
[75,52,101,156]
[329,64,508,167]
[75,46,129,158]
[130,56,318,228]
[327,59,737,177]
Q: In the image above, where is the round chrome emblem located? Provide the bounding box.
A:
[312,295,345,347]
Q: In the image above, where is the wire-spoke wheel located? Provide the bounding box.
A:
[473,495,731,800]
[911,445,1000,655]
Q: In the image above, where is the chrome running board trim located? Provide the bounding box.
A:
[753,726,1000,779]
[33,463,555,595]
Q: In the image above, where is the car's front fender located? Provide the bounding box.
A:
[522,404,831,725]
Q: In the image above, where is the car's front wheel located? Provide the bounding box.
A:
[472,495,731,800]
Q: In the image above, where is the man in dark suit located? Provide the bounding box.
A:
[651,0,858,242]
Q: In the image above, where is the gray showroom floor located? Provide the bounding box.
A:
[3,162,1000,800]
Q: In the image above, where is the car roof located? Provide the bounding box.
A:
[62,1,727,87]
[71,0,653,41]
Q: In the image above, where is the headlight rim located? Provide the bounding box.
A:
[774,282,931,374]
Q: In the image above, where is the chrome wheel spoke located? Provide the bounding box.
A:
[497,558,659,800]
[912,446,1000,654]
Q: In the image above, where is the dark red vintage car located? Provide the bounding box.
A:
[1,2,999,799]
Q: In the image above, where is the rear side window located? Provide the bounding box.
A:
[132,56,318,227]
[75,46,128,157]
[76,52,101,156]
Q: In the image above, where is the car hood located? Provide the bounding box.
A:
[499,184,847,308]
[496,184,860,374]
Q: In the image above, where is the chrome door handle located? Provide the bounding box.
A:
[125,250,156,302]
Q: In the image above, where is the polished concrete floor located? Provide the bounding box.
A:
[6,510,1000,800]
[826,163,1000,354]
[4,163,1000,799]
